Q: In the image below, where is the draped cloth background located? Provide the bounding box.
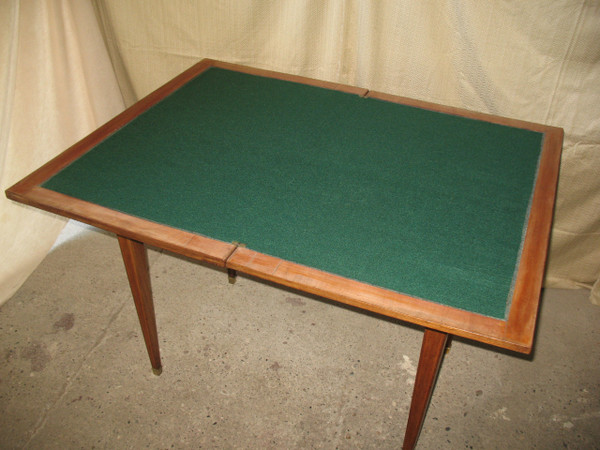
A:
[1,0,599,305]
[0,0,124,305]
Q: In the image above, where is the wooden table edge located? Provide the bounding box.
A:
[366,90,564,134]
[226,247,534,353]
[6,186,234,267]
[206,59,369,96]
[504,126,563,345]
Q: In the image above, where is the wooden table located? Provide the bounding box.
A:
[6,59,562,448]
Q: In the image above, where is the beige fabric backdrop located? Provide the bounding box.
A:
[0,0,124,305]
[94,0,600,304]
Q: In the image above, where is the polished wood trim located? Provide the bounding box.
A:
[504,127,563,347]
[403,329,448,450]
[7,186,234,267]
[224,247,534,352]
[118,236,161,374]
[365,90,561,133]
[207,59,369,96]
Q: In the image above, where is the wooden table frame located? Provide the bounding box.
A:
[6,59,563,449]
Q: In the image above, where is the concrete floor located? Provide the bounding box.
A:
[1,221,599,449]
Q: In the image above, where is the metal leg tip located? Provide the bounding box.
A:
[227,268,237,284]
[152,367,163,376]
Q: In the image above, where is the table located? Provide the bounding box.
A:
[6,59,562,449]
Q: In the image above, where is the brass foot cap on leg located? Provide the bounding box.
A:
[152,367,163,376]
[227,268,237,284]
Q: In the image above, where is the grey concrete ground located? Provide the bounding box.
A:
[1,220,599,449]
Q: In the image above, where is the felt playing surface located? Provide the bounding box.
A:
[43,67,543,319]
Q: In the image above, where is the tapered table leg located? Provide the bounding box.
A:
[403,328,448,449]
[118,236,162,375]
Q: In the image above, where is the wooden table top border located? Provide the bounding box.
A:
[6,58,563,354]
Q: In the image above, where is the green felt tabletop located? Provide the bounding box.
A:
[43,67,544,319]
